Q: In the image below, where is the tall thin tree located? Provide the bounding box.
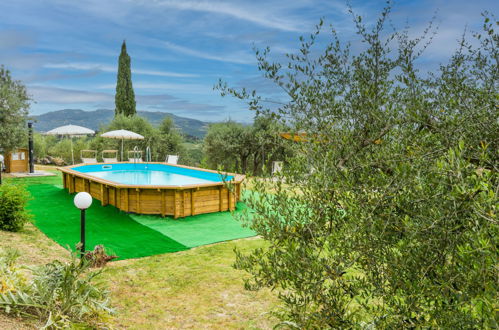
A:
[115,40,136,117]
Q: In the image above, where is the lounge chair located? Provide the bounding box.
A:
[165,155,178,165]
[102,150,118,163]
[80,150,98,164]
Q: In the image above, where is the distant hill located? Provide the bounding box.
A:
[31,109,209,138]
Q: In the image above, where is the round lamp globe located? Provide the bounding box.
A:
[74,192,93,210]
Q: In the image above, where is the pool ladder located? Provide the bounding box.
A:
[145,146,151,162]
[132,146,140,168]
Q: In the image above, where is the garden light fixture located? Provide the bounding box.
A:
[74,192,93,257]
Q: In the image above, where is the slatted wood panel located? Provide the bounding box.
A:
[139,189,163,214]
[127,189,137,213]
[75,177,85,192]
[108,187,116,206]
[63,173,68,190]
[60,172,242,218]
[89,182,102,200]
[5,149,29,173]
[101,185,108,206]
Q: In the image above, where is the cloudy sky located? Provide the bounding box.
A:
[0,0,497,122]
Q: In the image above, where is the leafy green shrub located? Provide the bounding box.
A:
[33,133,57,162]
[222,5,498,329]
[0,249,114,328]
[47,138,91,165]
[0,183,31,231]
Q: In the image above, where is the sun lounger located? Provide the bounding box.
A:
[165,155,178,165]
[102,150,118,163]
[80,150,98,164]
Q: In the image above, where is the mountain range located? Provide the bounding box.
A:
[31,109,209,138]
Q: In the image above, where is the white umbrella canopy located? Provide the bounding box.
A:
[100,129,144,161]
[45,125,95,164]
[101,129,144,140]
[46,125,95,136]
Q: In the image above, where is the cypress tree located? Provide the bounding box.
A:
[115,40,136,116]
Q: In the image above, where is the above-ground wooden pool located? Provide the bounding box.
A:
[59,163,244,218]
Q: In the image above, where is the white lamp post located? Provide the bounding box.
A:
[74,192,93,257]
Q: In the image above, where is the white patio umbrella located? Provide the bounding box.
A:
[45,125,95,165]
[100,129,144,161]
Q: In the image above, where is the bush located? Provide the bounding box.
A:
[47,138,91,165]
[0,183,31,231]
[0,249,114,328]
[223,6,498,329]
[33,133,56,162]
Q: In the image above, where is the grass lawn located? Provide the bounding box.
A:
[105,238,277,329]
[0,168,278,328]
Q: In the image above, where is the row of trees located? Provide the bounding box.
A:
[33,114,292,171]
[219,5,498,329]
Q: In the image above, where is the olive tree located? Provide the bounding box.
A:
[0,66,30,152]
[219,5,498,328]
[203,116,292,174]
[203,121,254,172]
[156,117,185,162]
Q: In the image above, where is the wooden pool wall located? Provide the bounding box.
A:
[59,163,244,218]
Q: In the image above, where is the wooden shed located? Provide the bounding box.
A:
[5,148,29,173]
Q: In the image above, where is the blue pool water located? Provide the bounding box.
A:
[72,163,232,186]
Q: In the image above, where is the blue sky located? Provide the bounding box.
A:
[0,0,497,122]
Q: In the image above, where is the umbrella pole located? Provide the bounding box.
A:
[121,138,124,162]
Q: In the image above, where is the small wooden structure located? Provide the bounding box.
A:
[5,148,29,173]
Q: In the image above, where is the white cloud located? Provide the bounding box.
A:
[161,41,255,64]
[97,82,213,94]
[148,0,307,32]
[28,86,113,104]
[44,62,199,77]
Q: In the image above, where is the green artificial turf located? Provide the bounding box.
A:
[6,172,62,186]
[129,203,256,248]
[16,172,256,259]
[26,184,188,260]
